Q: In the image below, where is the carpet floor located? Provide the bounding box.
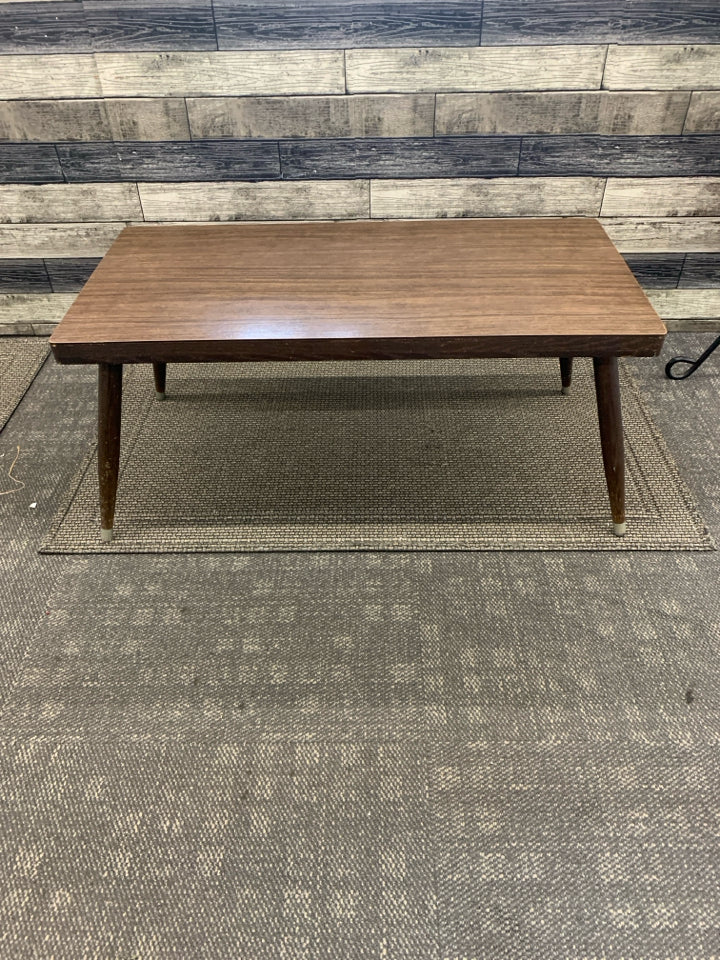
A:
[0,337,48,432]
[1,333,719,959]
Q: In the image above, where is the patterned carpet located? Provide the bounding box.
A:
[0,337,48,432]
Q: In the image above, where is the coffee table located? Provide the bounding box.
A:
[49,218,666,541]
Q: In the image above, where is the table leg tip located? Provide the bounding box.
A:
[613,521,627,537]
[100,527,113,542]
[155,391,166,400]
[561,386,570,396]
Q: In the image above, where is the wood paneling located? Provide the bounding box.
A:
[186,94,434,139]
[601,218,720,252]
[280,136,521,179]
[0,291,77,325]
[45,257,101,291]
[623,254,684,288]
[0,222,125,257]
[96,51,345,97]
[435,91,690,135]
[137,180,370,221]
[0,97,189,141]
[0,1,85,53]
[0,257,50,290]
[602,178,720,217]
[679,254,720,288]
[0,54,100,99]
[213,0,482,49]
[0,143,63,182]
[603,44,720,90]
[520,135,720,177]
[647,288,720,319]
[0,184,142,223]
[57,141,280,182]
[482,1,720,45]
[370,177,604,219]
[683,92,720,133]
[346,45,606,93]
[104,99,190,140]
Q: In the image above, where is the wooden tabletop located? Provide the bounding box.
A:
[50,218,666,364]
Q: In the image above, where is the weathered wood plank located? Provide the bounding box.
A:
[623,254,684,288]
[45,257,101,290]
[0,97,190,141]
[280,136,521,179]
[96,51,345,97]
[603,44,720,90]
[0,222,125,257]
[0,257,50,291]
[0,184,142,223]
[0,1,86,53]
[0,144,63,182]
[679,254,720,288]
[647,288,720,320]
[370,177,604,219]
[213,0,481,49]
[0,292,77,324]
[520,135,720,177]
[663,317,720,331]
[0,53,100,99]
[683,92,720,133]
[137,180,370,221]
[104,99,191,140]
[435,91,690,135]
[600,218,720,252]
[187,94,434,139]
[481,0,720,45]
[346,45,606,93]
[57,141,280,182]
[602,177,720,217]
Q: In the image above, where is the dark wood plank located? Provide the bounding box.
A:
[0,258,50,292]
[0,2,86,53]
[679,254,720,288]
[57,141,280,182]
[0,144,64,184]
[214,0,482,49]
[45,257,101,292]
[520,136,720,177]
[481,0,720,45]
[623,253,684,288]
[280,137,521,179]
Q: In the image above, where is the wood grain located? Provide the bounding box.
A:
[280,136,521,179]
[0,97,189,141]
[0,143,63,183]
[435,91,690,135]
[623,254,684,288]
[96,51,345,97]
[679,254,720,288]
[0,291,77,324]
[104,99,191,140]
[600,218,720,252]
[520,135,720,177]
[346,45,606,93]
[647,289,720,320]
[370,177,604,219]
[214,0,482,49]
[683,92,720,133]
[186,94,434,139]
[0,222,125,258]
[45,257,101,291]
[0,54,100,99]
[0,184,142,223]
[603,44,720,90]
[0,257,50,291]
[602,177,720,217]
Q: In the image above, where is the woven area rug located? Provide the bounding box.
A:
[0,337,49,432]
[41,357,712,553]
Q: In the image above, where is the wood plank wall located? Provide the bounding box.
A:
[0,0,719,335]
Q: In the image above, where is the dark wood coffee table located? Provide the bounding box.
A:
[49,218,666,541]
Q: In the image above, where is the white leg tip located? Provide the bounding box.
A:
[613,521,627,537]
[155,391,166,400]
[100,527,113,542]
[561,386,570,396]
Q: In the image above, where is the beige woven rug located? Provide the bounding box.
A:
[0,337,49,432]
[41,358,711,552]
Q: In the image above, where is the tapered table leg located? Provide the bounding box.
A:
[98,362,122,541]
[153,361,166,399]
[593,356,626,536]
[559,357,573,395]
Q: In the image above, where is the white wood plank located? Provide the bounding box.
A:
[646,289,720,320]
[604,45,720,90]
[683,92,720,133]
[0,223,125,258]
[0,293,77,326]
[97,51,345,98]
[346,45,606,93]
[0,184,142,224]
[600,218,720,252]
[602,178,720,217]
[0,55,101,100]
[370,177,604,219]
[138,180,370,222]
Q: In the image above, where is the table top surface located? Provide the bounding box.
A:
[50,218,666,363]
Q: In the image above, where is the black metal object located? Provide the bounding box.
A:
[665,335,720,380]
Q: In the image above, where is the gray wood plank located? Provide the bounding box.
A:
[600,217,720,252]
[520,135,720,177]
[647,288,720,319]
[683,92,720,133]
[603,44,720,89]
[370,176,604,218]
[0,291,76,324]
[481,0,720,45]
[0,1,85,53]
[104,99,190,140]
[435,91,690,135]
[137,179,370,221]
[0,257,50,291]
[622,254,684,288]
[679,254,720,288]
[346,45,606,93]
[280,137,521,179]
[602,177,720,217]
[0,184,143,222]
[0,53,100,99]
[214,0,481,49]
[96,51,345,97]
[0,144,63,183]
[45,257,100,291]
[0,222,125,257]
[187,94,434,139]
[57,141,280,182]
[0,97,190,141]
